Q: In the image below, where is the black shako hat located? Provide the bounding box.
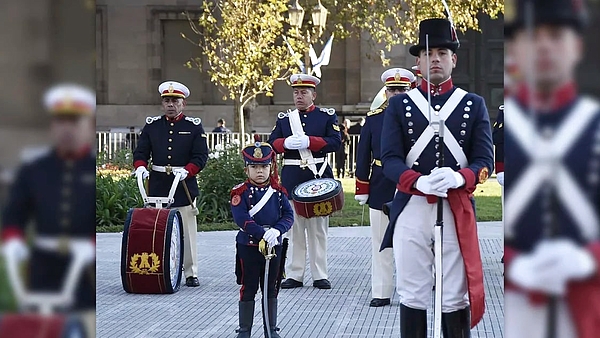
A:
[409,18,459,57]
[504,0,588,37]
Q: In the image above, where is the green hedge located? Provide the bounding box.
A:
[96,142,246,230]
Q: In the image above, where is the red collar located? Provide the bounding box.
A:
[56,145,91,160]
[420,77,454,96]
[165,113,184,122]
[516,82,577,112]
[299,104,315,113]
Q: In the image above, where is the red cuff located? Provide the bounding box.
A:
[272,138,285,153]
[458,168,477,189]
[134,160,147,169]
[184,163,201,177]
[355,179,370,195]
[586,242,600,282]
[495,162,504,173]
[1,226,24,242]
[396,170,423,194]
[308,136,327,152]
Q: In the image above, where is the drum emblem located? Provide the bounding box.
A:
[130,252,161,275]
[313,201,333,216]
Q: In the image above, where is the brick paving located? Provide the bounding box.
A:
[96,223,503,338]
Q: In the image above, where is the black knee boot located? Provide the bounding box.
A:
[262,298,281,338]
[442,307,471,338]
[400,304,427,338]
[236,301,254,338]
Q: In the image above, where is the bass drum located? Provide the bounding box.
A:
[291,178,344,218]
[0,314,87,338]
[121,208,184,294]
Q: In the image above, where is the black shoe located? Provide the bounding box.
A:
[369,298,391,307]
[280,279,303,289]
[185,277,200,287]
[312,279,332,289]
[236,300,254,338]
[400,304,427,338]
[442,307,471,338]
[262,298,281,338]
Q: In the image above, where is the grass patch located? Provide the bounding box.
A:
[96,178,501,233]
[0,256,17,311]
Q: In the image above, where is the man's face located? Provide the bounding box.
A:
[293,87,316,110]
[512,25,582,90]
[161,97,186,117]
[417,48,456,84]
[50,115,93,152]
[385,86,409,99]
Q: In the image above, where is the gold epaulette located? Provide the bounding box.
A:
[367,101,388,117]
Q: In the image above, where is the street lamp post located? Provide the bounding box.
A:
[288,0,328,75]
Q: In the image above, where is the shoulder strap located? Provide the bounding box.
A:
[249,187,276,218]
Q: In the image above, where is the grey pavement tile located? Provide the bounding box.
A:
[97,224,503,338]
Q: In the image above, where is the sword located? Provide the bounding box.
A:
[259,239,276,338]
[360,204,365,227]
[424,31,444,338]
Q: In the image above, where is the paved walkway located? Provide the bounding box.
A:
[96,223,503,338]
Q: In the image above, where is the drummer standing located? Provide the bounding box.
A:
[268,74,342,289]
[133,81,209,287]
[1,84,97,336]
[355,67,414,307]
[380,18,493,336]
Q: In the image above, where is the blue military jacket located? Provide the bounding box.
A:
[380,85,494,250]
[230,181,294,246]
[505,96,600,252]
[355,101,397,210]
[133,114,209,207]
[268,106,342,196]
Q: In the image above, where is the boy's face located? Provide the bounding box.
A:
[246,164,271,184]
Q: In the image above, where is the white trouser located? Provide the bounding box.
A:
[370,208,395,299]
[173,200,198,278]
[285,204,329,281]
[393,196,469,312]
[505,291,576,338]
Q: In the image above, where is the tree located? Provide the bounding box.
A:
[184,0,303,138]
[185,0,504,134]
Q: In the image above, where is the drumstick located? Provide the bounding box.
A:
[181,181,199,216]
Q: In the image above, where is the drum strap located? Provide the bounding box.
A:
[249,186,276,218]
[288,109,328,178]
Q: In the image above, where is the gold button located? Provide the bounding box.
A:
[61,203,70,212]
[302,123,306,126]
[65,160,74,168]
[62,188,71,196]
[169,131,173,134]
[303,114,307,118]
[168,155,172,159]
[63,174,72,182]
[170,123,174,127]
[168,147,172,150]
[61,218,70,227]
[169,138,173,142]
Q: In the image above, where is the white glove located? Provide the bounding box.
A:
[355,194,369,205]
[173,168,189,181]
[298,135,310,149]
[134,166,149,180]
[508,253,567,295]
[534,239,596,281]
[284,136,302,150]
[415,176,447,198]
[263,228,281,247]
[428,167,465,191]
[1,239,29,262]
[497,172,504,186]
[70,240,96,265]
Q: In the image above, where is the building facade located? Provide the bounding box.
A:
[96,0,505,133]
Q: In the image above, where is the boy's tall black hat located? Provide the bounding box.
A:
[409,18,459,57]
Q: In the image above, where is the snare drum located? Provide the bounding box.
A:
[291,178,344,218]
